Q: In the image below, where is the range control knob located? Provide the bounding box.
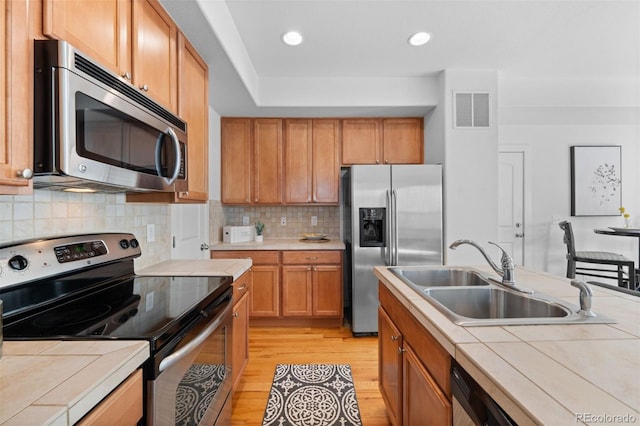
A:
[8,254,29,271]
[129,238,139,248]
[119,239,130,249]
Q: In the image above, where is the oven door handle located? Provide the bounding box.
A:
[158,303,231,373]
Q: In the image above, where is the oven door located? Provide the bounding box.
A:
[147,290,233,425]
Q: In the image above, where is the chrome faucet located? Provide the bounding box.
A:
[570,280,596,317]
[449,239,533,294]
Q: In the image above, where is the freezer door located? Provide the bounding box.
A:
[350,165,391,334]
[391,165,443,266]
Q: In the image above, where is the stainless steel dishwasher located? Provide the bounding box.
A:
[451,360,517,426]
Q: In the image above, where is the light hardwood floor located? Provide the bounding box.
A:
[230,325,391,425]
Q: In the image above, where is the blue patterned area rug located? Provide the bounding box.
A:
[262,364,363,426]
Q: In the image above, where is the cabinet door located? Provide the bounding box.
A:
[312,119,340,203]
[382,118,423,164]
[281,265,313,316]
[231,291,249,390]
[284,119,313,203]
[312,265,342,317]
[341,119,381,165]
[378,307,403,426]
[403,344,452,426]
[0,0,32,194]
[253,119,283,204]
[132,0,177,111]
[250,265,280,317]
[42,0,131,79]
[176,33,208,201]
[221,118,252,204]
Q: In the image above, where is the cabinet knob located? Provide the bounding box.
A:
[398,347,406,354]
[390,335,399,341]
[233,312,240,318]
[307,267,312,271]
[121,71,131,80]
[16,168,33,179]
[139,84,149,91]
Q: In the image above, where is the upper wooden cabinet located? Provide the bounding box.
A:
[127,32,208,203]
[382,118,424,164]
[341,118,423,165]
[43,0,131,80]
[132,0,177,112]
[43,0,178,113]
[341,119,381,165]
[0,0,33,194]
[221,118,252,204]
[253,119,284,204]
[284,119,340,204]
[221,118,284,205]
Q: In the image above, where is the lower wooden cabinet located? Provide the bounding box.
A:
[378,283,452,426]
[211,249,343,326]
[231,270,250,391]
[77,369,143,426]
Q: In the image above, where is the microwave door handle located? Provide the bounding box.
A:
[158,303,231,373]
[154,128,182,185]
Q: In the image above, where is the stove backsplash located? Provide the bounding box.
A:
[0,191,170,269]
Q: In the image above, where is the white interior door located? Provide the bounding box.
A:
[171,204,210,259]
[499,151,525,265]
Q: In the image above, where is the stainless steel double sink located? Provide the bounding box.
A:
[389,266,614,326]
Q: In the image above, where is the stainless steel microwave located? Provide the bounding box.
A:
[33,40,187,193]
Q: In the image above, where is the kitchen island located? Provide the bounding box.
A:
[0,340,148,426]
[374,265,640,425]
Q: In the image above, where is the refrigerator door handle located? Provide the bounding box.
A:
[392,189,399,265]
[386,189,393,266]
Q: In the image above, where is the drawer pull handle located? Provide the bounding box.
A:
[306,256,318,260]
[238,283,247,291]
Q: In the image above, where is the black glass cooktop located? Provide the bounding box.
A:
[2,271,232,351]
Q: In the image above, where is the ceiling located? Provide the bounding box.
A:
[159,0,640,117]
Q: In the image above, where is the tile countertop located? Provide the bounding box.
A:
[374,265,640,425]
[136,258,253,280]
[209,238,346,251]
[0,340,149,426]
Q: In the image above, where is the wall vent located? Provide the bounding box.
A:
[454,92,490,128]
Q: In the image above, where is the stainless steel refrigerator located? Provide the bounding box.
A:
[343,164,443,335]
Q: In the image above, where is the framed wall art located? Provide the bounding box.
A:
[570,145,622,216]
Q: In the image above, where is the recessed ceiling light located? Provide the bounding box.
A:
[282,31,303,46]
[408,32,431,46]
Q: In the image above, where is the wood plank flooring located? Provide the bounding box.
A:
[230,325,391,425]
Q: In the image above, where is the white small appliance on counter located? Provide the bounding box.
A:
[223,226,254,243]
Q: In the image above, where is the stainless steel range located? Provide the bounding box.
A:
[0,233,233,425]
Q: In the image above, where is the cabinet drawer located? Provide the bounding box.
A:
[212,250,280,265]
[282,250,342,265]
[233,270,251,305]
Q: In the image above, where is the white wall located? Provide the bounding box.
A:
[499,76,640,276]
[438,70,501,265]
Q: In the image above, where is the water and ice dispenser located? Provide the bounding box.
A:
[359,208,386,247]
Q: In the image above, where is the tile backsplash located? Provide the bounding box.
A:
[0,191,171,269]
[222,205,340,239]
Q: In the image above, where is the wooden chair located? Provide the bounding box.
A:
[559,221,636,289]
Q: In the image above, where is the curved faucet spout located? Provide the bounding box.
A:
[449,239,503,276]
[449,239,532,294]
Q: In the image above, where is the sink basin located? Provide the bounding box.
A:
[425,287,569,323]
[389,267,490,287]
[420,286,614,326]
